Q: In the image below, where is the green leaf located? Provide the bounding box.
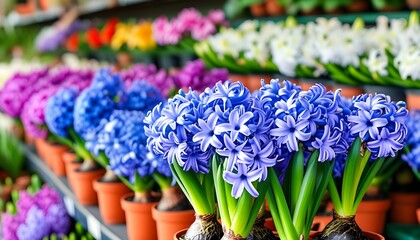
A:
[213,155,231,228]
[341,137,361,214]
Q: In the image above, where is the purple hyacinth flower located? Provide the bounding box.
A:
[216,134,247,172]
[270,114,311,152]
[193,113,223,151]
[223,163,263,199]
[348,110,388,141]
[214,107,253,140]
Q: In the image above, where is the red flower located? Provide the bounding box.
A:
[65,33,79,52]
[101,18,119,45]
[86,28,103,49]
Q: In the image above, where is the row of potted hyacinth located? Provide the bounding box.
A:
[0,60,229,240]
[36,7,227,54]
[143,79,410,240]
[195,12,420,93]
[1,61,419,239]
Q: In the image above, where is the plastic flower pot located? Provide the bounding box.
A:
[62,152,82,189]
[152,203,195,240]
[265,0,285,16]
[93,177,132,224]
[390,192,420,224]
[355,198,391,234]
[250,3,267,17]
[71,167,105,206]
[405,89,420,110]
[121,193,158,240]
[309,230,384,240]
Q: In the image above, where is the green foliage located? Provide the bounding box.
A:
[0,128,25,179]
[371,0,404,10]
[224,0,264,19]
[0,26,42,62]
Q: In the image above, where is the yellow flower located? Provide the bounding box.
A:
[110,23,131,50]
[126,21,156,51]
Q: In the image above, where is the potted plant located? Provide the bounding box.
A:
[318,93,408,239]
[396,110,420,224]
[260,80,343,240]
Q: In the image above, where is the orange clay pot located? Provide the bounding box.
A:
[50,145,69,177]
[312,214,333,232]
[71,167,105,206]
[347,0,371,12]
[13,174,31,191]
[331,84,364,99]
[390,192,420,224]
[407,0,420,9]
[246,74,274,92]
[265,0,285,16]
[355,199,391,234]
[309,231,384,240]
[93,178,132,224]
[34,138,48,164]
[229,74,249,85]
[173,228,188,240]
[121,193,158,240]
[264,217,276,231]
[405,89,420,110]
[62,152,82,189]
[25,132,34,145]
[417,208,420,223]
[250,3,267,17]
[152,203,195,240]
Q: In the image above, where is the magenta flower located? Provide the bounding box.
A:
[153,16,182,45]
[174,8,202,32]
[191,18,216,40]
[207,9,227,26]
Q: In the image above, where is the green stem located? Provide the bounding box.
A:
[153,172,172,190]
[293,150,318,235]
[213,156,231,229]
[231,184,253,236]
[172,160,211,214]
[346,150,371,214]
[268,168,299,240]
[266,187,287,240]
[328,178,344,215]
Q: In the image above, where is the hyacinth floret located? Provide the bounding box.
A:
[348,93,408,159]
[45,88,79,137]
[126,81,165,112]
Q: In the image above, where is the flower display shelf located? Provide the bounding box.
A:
[3,0,150,27]
[22,144,128,240]
[233,11,420,26]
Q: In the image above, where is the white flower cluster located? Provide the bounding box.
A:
[206,15,420,80]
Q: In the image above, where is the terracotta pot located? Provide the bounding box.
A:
[331,84,364,98]
[71,168,105,206]
[24,132,34,145]
[405,89,420,110]
[93,178,132,224]
[0,171,10,181]
[250,3,267,17]
[0,185,12,202]
[347,0,371,12]
[15,0,36,14]
[121,194,158,240]
[309,231,384,240]
[265,0,285,16]
[324,8,345,14]
[407,0,420,9]
[173,228,188,240]
[34,138,48,164]
[417,208,420,224]
[299,78,319,91]
[355,199,391,234]
[39,0,50,10]
[13,175,31,191]
[390,192,420,224]
[264,217,276,231]
[246,74,274,92]
[152,204,195,240]
[62,152,82,189]
[11,123,24,141]
[312,215,333,232]
[229,74,249,85]
[300,8,322,15]
[50,147,69,177]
